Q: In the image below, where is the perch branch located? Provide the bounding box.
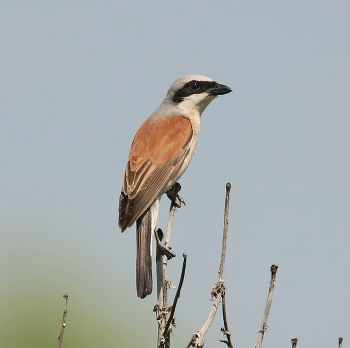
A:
[156,184,182,348]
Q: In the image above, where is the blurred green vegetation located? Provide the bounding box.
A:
[0,274,133,347]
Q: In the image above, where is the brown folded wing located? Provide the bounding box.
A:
[119,115,193,231]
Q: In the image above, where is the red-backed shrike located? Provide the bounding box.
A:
[119,75,232,298]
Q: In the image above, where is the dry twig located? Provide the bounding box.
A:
[254,265,278,348]
[187,183,232,348]
[291,337,298,348]
[219,183,233,348]
[220,289,233,348]
[163,253,187,339]
[57,293,68,348]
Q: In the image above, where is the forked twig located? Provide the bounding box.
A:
[57,293,68,348]
[187,183,232,348]
[254,265,278,348]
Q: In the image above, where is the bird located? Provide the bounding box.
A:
[119,75,232,298]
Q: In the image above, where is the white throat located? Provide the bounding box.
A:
[178,93,216,116]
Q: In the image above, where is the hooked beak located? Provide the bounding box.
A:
[209,83,232,96]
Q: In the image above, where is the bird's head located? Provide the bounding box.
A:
[165,75,232,115]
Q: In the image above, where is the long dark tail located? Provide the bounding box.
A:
[136,207,153,298]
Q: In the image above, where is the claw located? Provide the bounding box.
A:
[166,182,186,207]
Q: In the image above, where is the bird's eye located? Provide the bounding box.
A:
[190,81,200,90]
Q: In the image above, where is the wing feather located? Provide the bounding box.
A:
[119,115,193,230]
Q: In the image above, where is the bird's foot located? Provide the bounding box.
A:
[155,228,176,259]
[166,182,186,208]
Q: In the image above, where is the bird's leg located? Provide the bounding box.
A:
[155,228,176,259]
[166,182,186,208]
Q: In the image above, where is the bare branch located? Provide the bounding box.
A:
[291,337,298,348]
[219,183,233,348]
[155,228,176,260]
[219,182,231,281]
[186,283,223,348]
[254,265,278,348]
[57,293,68,348]
[156,198,178,348]
[338,337,343,348]
[187,183,232,348]
[220,290,233,348]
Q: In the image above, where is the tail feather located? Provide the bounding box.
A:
[135,199,160,298]
[136,208,153,298]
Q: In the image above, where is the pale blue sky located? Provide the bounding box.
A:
[1,1,350,347]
